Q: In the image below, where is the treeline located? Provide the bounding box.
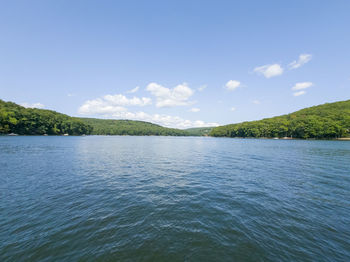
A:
[0,99,190,136]
[210,100,350,139]
[4,98,349,138]
[185,127,213,136]
[78,118,189,136]
[0,100,92,135]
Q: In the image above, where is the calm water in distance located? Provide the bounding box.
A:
[1,136,350,261]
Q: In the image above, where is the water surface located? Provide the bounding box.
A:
[1,136,349,261]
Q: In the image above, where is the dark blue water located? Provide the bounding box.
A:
[0,136,349,261]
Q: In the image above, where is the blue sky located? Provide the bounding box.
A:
[1,0,349,128]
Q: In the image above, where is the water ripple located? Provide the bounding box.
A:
[1,136,350,261]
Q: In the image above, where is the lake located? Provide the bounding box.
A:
[1,136,349,261]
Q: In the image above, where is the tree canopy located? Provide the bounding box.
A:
[0,99,189,136]
[78,118,189,136]
[210,100,350,139]
[185,127,214,136]
[2,99,350,138]
[0,99,92,135]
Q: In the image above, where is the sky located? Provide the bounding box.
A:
[1,0,349,129]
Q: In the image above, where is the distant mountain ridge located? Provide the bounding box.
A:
[210,100,350,139]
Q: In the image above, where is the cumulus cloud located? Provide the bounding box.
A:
[289,54,312,70]
[225,80,241,91]
[78,106,217,129]
[78,92,217,128]
[137,113,219,129]
[127,86,139,93]
[146,82,194,107]
[291,82,313,97]
[78,94,151,115]
[230,107,236,111]
[293,91,306,97]
[254,64,283,78]
[20,102,45,109]
[103,94,151,106]
[291,82,313,91]
[190,107,200,112]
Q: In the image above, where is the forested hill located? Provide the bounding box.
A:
[185,127,214,136]
[3,98,349,138]
[0,99,189,136]
[210,100,350,139]
[0,99,92,135]
[78,118,188,136]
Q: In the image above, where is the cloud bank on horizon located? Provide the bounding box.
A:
[19,52,313,129]
[77,53,314,129]
[78,54,313,128]
[78,82,218,129]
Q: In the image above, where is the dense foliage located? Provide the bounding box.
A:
[3,98,349,138]
[78,118,189,136]
[0,100,92,135]
[210,100,350,139]
[0,99,189,136]
[185,127,213,136]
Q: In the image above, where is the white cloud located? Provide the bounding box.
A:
[127,86,139,93]
[293,91,306,96]
[103,94,151,106]
[67,93,75,97]
[21,102,45,109]
[137,114,219,129]
[254,64,283,78]
[198,85,207,91]
[78,94,151,115]
[146,82,194,107]
[289,54,312,70]
[225,80,241,91]
[291,82,313,90]
[78,106,217,129]
[78,99,127,115]
[252,100,261,105]
[78,92,217,128]
[230,107,236,111]
[291,82,313,97]
[190,107,200,112]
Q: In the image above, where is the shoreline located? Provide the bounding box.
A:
[1,134,350,141]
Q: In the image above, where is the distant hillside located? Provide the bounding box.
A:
[210,100,350,139]
[3,99,349,138]
[0,100,189,136]
[185,127,214,136]
[78,118,189,136]
[0,99,92,135]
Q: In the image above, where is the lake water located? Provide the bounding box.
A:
[1,136,350,261]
